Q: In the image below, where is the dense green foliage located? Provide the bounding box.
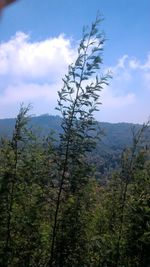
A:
[0,16,150,267]
[0,116,144,177]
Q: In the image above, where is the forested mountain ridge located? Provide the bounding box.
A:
[0,114,142,150]
[0,114,147,178]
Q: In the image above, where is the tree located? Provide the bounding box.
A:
[48,14,110,267]
[114,122,149,267]
[0,105,30,267]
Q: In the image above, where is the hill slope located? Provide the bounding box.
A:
[0,114,141,148]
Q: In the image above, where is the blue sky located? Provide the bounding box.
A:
[0,0,150,123]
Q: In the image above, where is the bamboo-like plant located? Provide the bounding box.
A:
[48,15,111,267]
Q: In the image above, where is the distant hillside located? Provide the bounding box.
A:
[0,114,61,138]
[0,114,142,151]
[0,114,141,143]
[0,114,146,176]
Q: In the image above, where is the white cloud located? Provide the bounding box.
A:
[129,58,140,69]
[101,87,136,108]
[0,32,76,81]
[0,81,63,118]
[117,54,128,69]
[0,32,149,123]
[0,32,77,118]
[128,53,150,71]
[0,82,59,105]
[99,53,150,122]
[127,54,150,91]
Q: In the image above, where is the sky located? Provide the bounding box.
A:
[0,0,150,123]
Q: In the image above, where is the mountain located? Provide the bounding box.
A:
[0,114,60,138]
[0,114,147,178]
[0,114,141,148]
